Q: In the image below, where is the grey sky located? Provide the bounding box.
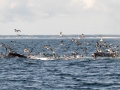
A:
[0,0,120,35]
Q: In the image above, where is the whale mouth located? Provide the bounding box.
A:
[27,55,120,60]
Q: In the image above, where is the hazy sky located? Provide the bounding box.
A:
[0,0,120,35]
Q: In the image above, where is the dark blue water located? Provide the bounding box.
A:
[0,39,120,90]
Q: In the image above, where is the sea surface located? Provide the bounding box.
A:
[0,36,120,90]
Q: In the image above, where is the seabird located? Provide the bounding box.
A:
[59,32,69,39]
[81,34,84,39]
[43,46,53,52]
[64,55,71,60]
[97,49,102,53]
[76,54,83,58]
[60,32,63,37]
[14,29,21,36]
[71,38,81,46]
[71,52,76,58]
[24,48,29,53]
[14,29,21,32]
[60,40,64,45]
[100,36,103,42]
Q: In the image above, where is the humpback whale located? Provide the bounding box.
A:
[92,51,118,59]
[7,52,27,58]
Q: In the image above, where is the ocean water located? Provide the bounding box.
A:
[0,38,120,90]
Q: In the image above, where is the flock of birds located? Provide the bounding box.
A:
[0,31,119,60]
[59,32,119,60]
